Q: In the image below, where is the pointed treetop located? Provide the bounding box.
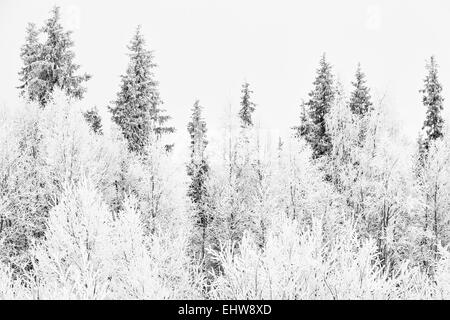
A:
[310,53,334,101]
[18,6,90,106]
[43,6,70,42]
[188,100,207,141]
[297,53,335,158]
[110,26,173,154]
[188,100,208,164]
[129,25,147,53]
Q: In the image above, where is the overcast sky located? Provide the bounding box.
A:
[1,0,450,148]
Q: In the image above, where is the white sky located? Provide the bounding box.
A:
[1,0,450,149]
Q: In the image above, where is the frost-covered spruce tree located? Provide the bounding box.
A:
[295,54,335,159]
[419,56,444,155]
[349,63,373,117]
[110,26,174,154]
[109,196,203,299]
[238,82,256,128]
[187,100,210,262]
[18,7,90,107]
[236,81,257,168]
[414,57,446,271]
[18,23,42,103]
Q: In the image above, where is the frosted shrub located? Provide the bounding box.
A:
[209,214,434,300]
[209,215,338,299]
[31,180,114,299]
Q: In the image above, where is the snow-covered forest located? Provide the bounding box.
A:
[2,5,450,300]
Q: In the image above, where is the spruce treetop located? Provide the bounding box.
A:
[296,53,335,158]
[239,82,256,128]
[41,6,91,100]
[349,63,373,116]
[18,6,90,107]
[308,53,335,112]
[187,100,208,163]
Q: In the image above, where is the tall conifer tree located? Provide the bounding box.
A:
[238,82,256,128]
[295,54,335,158]
[18,7,90,107]
[349,63,372,116]
[110,26,174,154]
[414,57,446,271]
[187,100,210,261]
[419,56,444,154]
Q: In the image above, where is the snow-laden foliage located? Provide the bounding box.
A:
[208,215,436,299]
[18,7,90,107]
[31,179,114,299]
[109,25,174,154]
[2,80,450,300]
[2,23,450,299]
[29,181,199,299]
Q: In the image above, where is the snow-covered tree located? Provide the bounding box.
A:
[412,56,448,274]
[413,136,450,273]
[18,23,43,103]
[31,180,114,299]
[39,91,122,199]
[6,19,450,299]
[349,63,373,117]
[109,196,203,299]
[295,54,335,159]
[349,63,373,146]
[238,82,256,128]
[419,56,444,154]
[83,107,103,135]
[187,100,211,262]
[110,26,174,154]
[18,7,90,107]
